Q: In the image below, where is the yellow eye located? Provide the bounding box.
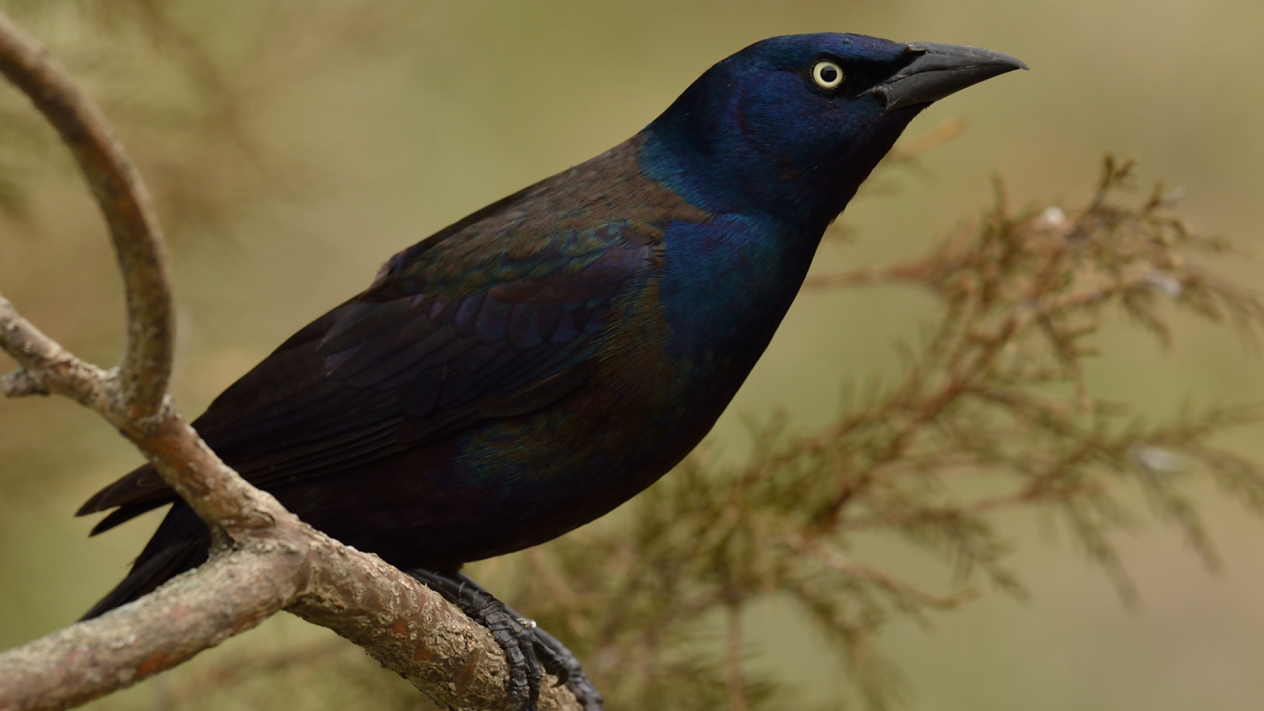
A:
[811,60,844,90]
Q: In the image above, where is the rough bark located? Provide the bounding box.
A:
[0,547,305,711]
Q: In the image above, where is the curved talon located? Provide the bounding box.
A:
[530,627,605,710]
[478,600,542,709]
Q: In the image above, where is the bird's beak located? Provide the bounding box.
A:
[867,42,1028,112]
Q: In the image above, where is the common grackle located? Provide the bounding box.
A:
[78,33,1025,710]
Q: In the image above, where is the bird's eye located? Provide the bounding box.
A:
[811,60,845,90]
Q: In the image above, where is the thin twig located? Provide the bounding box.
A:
[0,294,112,407]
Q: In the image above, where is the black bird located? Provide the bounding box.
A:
[77,33,1025,710]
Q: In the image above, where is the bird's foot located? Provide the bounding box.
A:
[409,568,604,711]
[531,626,605,711]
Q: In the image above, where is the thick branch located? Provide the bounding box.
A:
[0,519,583,711]
[0,546,305,711]
[293,538,581,711]
[0,12,172,419]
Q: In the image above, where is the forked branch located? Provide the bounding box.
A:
[0,12,579,711]
[0,11,171,419]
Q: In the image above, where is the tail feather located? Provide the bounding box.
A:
[81,504,210,620]
[88,499,171,536]
[77,462,176,532]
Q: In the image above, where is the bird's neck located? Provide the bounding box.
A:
[638,114,830,231]
[639,93,923,231]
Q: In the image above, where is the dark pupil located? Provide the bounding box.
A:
[820,65,838,82]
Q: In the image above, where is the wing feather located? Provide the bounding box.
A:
[77,222,656,529]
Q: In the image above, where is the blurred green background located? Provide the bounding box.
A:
[1,1,1262,709]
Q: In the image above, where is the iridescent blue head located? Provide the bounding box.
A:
[642,33,1026,229]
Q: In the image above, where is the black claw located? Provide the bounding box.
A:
[532,627,605,711]
[409,568,604,711]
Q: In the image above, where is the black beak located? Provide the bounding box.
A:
[867,42,1028,112]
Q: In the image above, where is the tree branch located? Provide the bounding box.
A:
[0,547,305,711]
[0,12,172,420]
[0,294,111,408]
[0,12,581,711]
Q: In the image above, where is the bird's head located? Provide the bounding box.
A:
[642,33,1026,229]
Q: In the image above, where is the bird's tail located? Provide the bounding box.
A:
[81,504,210,620]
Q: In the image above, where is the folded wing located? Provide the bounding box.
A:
[78,219,658,532]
